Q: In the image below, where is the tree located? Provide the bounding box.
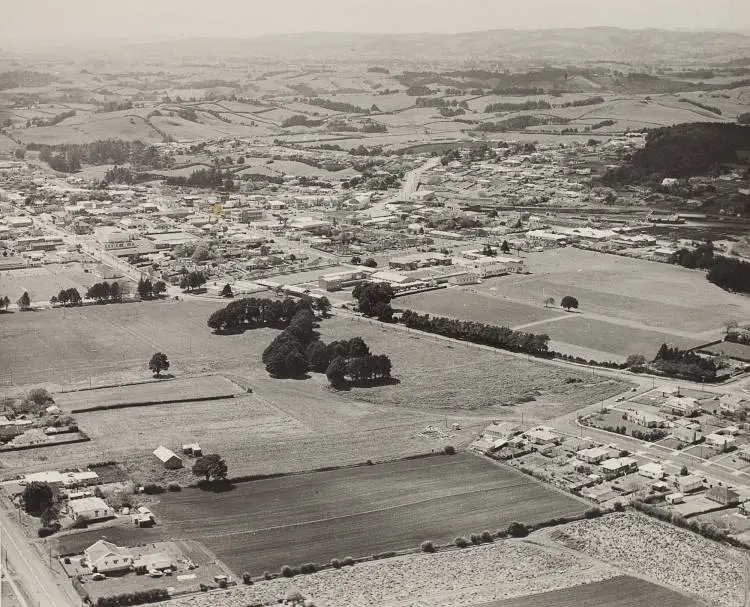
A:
[725,320,739,335]
[543,296,555,308]
[109,282,121,302]
[66,288,81,306]
[152,280,167,297]
[22,482,54,516]
[316,296,332,318]
[626,354,647,370]
[560,295,579,311]
[362,258,377,268]
[220,283,234,298]
[27,388,54,408]
[501,240,510,253]
[305,341,329,372]
[326,356,347,387]
[137,277,153,300]
[148,352,170,377]
[191,243,211,262]
[2,296,9,311]
[192,454,228,482]
[680,465,689,476]
[50,295,58,306]
[17,291,30,311]
[350,256,362,265]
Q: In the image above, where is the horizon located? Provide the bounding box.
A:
[2,0,749,45]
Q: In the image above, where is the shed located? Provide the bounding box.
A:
[707,485,740,506]
[133,553,174,574]
[153,446,183,469]
[665,492,684,505]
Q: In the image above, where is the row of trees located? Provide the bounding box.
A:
[670,242,750,294]
[85,281,122,303]
[51,287,81,306]
[399,310,550,356]
[653,343,717,382]
[326,353,392,387]
[136,277,167,300]
[0,294,11,312]
[207,296,323,334]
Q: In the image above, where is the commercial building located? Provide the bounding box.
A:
[456,255,525,278]
[318,269,374,292]
[389,252,452,271]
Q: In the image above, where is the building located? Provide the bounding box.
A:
[599,457,638,480]
[660,397,700,417]
[182,443,203,457]
[69,497,115,522]
[720,394,748,415]
[153,446,183,469]
[576,447,610,464]
[705,433,735,450]
[625,410,667,428]
[389,252,452,271]
[665,493,684,505]
[707,485,740,506]
[483,422,521,442]
[456,254,525,278]
[318,269,373,292]
[677,474,704,493]
[638,462,665,480]
[672,419,703,444]
[84,540,133,574]
[132,553,174,574]
[525,426,559,445]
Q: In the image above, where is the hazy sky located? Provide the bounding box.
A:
[2,0,749,43]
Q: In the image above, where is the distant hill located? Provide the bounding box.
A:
[113,28,750,65]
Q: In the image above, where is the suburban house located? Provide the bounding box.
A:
[153,445,183,469]
[677,474,704,493]
[576,447,610,464]
[720,394,748,415]
[69,497,115,522]
[660,396,700,417]
[671,418,703,444]
[625,410,667,428]
[739,444,750,461]
[132,553,174,574]
[705,433,736,450]
[638,462,665,480]
[525,426,559,445]
[599,457,638,480]
[707,485,740,506]
[84,540,133,573]
[483,422,521,442]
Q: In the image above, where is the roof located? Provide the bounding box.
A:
[133,553,173,569]
[577,447,609,458]
[639,462,664,474]
[69,497,111,515]
[85,540,131,564]
[600,457,637,471]
[153,445,181,462]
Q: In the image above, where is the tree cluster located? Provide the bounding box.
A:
[559,96,604,108]
[352,283,394,321]
[137,277,167,299]
[485,100,551,112]
[22,481,54,516]
[0,294,9,312]
[476,115,569,132]
[52,287,82,307]
[179,271,206,292]
[94,589,169,607]
[306,97,369,113]
[208,297,311,334]
[85,281,121,303]
[400,310,550,356]
[653,343,717,382]
[671,242,750,294]
[282,115,324,128]
[192,454,228,482]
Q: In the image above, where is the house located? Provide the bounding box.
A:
[69,497,115,522]
[182,443,203,457]
[132,553,174,574]
[525,426,559,445]
[84,540,133,574]
[576,447,610,464]
[483,422,521,441]
[705,433,735,450]
[660,397,700,417]
[153,446,183,469]
[638,462,665,480]
[720,394,748,415]
[665,492,684,505]
[672,418,703,444]
[625,410,667,428]
[132,506,155,527]
[739,444,750,461]
[599,457,638,480]
[707,485,740,506]
[677,474,704,493]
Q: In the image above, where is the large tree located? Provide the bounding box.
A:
[148,352,170,377]
[22,481,54,516]
[560,295,579,311]
[326,356,348,388]
[17,291,30,311]
[543,296,555,308]
[192,454,228,482]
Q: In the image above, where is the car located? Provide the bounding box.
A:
[148,570,163,578]
[92,573,106,581]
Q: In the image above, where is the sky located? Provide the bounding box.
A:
[2,0,749,43]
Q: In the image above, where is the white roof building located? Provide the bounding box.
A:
[84,540,133,573]
[69,497,115,521]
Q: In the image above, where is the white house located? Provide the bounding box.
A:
[599,457,638,480]
[69,497,115,522]
[665,492,684,505]
[84,540,133,573]
[638,462,665,480]
[576,447,610,464]
[705,433,735,450]
[153,445,183,469]
[677,474,704,493]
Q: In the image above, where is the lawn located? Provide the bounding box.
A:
[54,375,242,412]
[477,576,701,607]
[396,288,565,329]
[703,340,750,362]
[151,454,586,575]
[0,263,125,303]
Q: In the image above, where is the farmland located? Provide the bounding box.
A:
[478,576,701,607]
[150,454,586,575]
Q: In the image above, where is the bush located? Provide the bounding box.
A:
[280,565,295,577]
[330,558,342,568]
[420,540,436,553]
[264,571,274,580]
[454,536,470,548]
[142,483,164,495]
[470,533,482,545]
[38,526,55,538]
[242,572,253,585]
[167,483,181,492]
[480,530,494,543]
[299,562,319,574]
[342,556,355,567]
[507,522,528,538]
[444,445,456,455]
[584,507,602,519]
[613,501,625,512]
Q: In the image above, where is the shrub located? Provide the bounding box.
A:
[299,562,319,574]
[584,507,602,519]
[142,483,164,495]
[470,533,482,545]
[264,571,274,580]
[280,565,295,577]
[480,530,494,543]
[342,556,355,566]
[372,551,396,560]
[330,558,342,568]
[38,526,55,538]
[242,572,253,585]
[613,501,624,512]
[167,483,181,492]
[444,445,456,455]
[507,522,528,538]
[454,536,470,548]
[420,540,435,553]
[199,583,207,591]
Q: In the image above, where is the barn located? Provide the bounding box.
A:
[153,445,183,469]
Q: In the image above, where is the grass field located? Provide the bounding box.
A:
[54,375,241,411]
[396,288,565,328]
[0,263,125,303]
[148,454,585,575]
[476,576,700,607]
[702,340,750,361]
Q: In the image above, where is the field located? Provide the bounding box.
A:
[703,340,750,362]
[478,576,701,607]
[150,454,586,575]
[0,263,122,304]
[396,288,565,328]
[54,375,242,412]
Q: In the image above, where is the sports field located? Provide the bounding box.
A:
[476,576,701,607]
[151,454,586,575]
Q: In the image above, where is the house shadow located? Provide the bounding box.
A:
[196,479,235,493]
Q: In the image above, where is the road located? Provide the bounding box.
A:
[398,156,440,201]
[0,505,80,607]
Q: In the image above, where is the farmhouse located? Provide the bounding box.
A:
[599,457,638,480]
[153,445,183,469]
[84,540,133,574]
[707,485,740,506]
[69,497,115,522]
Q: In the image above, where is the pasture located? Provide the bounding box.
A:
[152,454,586,575]
[478,576,701,607]
[0,262,117,303]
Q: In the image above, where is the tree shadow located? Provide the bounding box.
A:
[153,373,175,380]
[196,479,235,493]
[331,377,400,391]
